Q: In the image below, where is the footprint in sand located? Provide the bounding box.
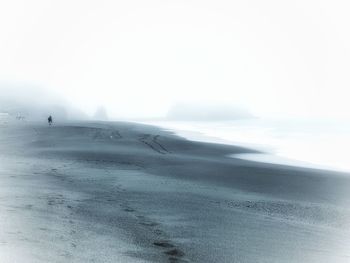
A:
[153,229,164,236]
[153,239,186,262]
[153,240,175,248]
[120,203,135,213]
[165,248,187,262]
[139,221,159,227]
[165,249,185,257]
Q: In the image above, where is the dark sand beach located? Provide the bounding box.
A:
[1,121,350,262]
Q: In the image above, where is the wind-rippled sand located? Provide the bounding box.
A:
[0,121,350,262]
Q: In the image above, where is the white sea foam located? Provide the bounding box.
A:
[143,119,350,172]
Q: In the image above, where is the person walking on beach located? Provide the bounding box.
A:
[48,115,53,126]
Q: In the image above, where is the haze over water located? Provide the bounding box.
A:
[146,119,350,173]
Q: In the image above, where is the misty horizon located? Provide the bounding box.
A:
[1,0,350,120]
[0,84,257,122]
[1,1,350,263]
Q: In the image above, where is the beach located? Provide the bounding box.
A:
[1,121,350,262]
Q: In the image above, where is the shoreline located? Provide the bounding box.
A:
[1,120,350,262]
[138,120,350,173]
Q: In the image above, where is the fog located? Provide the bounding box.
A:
[1,0,350,120]
[0,85,87,121]
[166,102,254,121]
[1,2,350,262]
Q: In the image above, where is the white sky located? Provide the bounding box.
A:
[1,0,350,119]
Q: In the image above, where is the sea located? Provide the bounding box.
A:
[143,118,350,173]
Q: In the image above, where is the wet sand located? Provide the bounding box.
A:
[0,121,350,262]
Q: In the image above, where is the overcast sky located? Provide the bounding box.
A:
[1,0,349,119]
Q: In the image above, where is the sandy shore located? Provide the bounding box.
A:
[0,121,350,262]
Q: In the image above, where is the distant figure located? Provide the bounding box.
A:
[48,115,53,126]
